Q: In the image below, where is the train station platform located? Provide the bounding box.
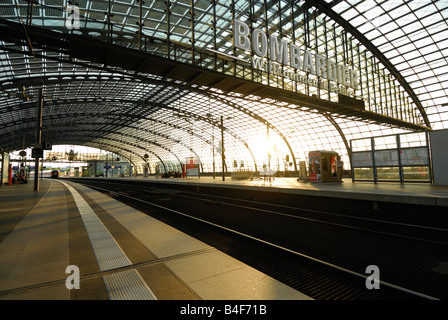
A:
[0,179,311,300]
[95,175,448,208]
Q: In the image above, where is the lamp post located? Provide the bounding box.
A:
[207,112,230,181]
[267,125,270,171]
[212,120,215,179]
[221,116,225,181]
[34,88,43,192]
[206,112,216,179]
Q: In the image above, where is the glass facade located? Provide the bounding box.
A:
[350,132,431,183]
[0,1,447,175]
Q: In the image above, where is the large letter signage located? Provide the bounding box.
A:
[233,19,360,96]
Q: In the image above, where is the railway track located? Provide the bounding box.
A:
[67,178,448,300]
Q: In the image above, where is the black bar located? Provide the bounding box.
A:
[34,88,43,192]
[396,134,404,184]
[371,137,377,183]
[221,115,225,181]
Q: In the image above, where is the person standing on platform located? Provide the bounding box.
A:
[337,156,344,182]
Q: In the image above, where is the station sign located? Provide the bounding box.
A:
[42,142,53,150]
[233,19,360,97]
[31,148,44,159]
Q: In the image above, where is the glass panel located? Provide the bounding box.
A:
[170,0,192,49]
[402,166,430,181]
[375,149,399,166]
[352,151,373,167]
[351,138,372,152]
[354,167,374,180]
[400,132,427,148]
[376,167,400,180]
[400,147,429,166]
[374,135,397,150]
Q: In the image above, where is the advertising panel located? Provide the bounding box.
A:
[1,153,10,184]
[185,157,200,177]
[308,152,321,182]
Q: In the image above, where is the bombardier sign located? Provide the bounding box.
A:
[233,19,360,96]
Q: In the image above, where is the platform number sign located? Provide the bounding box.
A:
[65,265,80,290]
[66,5,80,30]
[42,142,52,150]
[31,148,43,159]
[365,265,380,290]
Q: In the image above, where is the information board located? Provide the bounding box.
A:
[430,130,448,185]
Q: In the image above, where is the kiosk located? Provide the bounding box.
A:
[308,150,339,182]
[184,157,200,178]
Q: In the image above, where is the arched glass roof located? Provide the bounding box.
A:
[325,0,448,130]
[0,0,447,174]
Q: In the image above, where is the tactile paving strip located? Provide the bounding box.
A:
[58,181,157,300]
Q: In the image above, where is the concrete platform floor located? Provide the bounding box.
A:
[0,179,311,300]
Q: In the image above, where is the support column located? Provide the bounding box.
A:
[0,149,4,187]
[397,134,404,184]
[221,115,225,181]
[267,125,270,169]
[34,88,43,192]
